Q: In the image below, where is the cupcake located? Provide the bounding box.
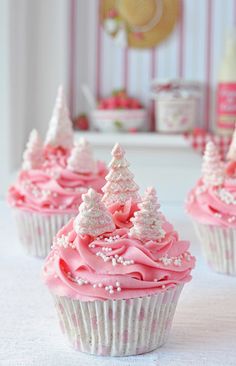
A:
[7,86,107,258]
[43,145,195,357]
[186,140,236,275]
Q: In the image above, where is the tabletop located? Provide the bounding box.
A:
[0,201,236,366]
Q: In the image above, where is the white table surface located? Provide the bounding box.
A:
[1,201,236,366]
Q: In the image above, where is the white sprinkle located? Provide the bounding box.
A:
[174,258,182,266]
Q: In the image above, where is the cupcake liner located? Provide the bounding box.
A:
[193,221,236,275]
[52,284,183,357]
[13,208,74,258]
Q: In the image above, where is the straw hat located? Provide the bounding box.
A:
[101,0,179,48]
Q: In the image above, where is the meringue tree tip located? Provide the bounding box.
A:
[57,84,64,96]
[78,137,89,146]
[145,186,156,196]
[29,129,39,139]
[205,140,216,151]
[87,187,96,196]
[82,188,96,201]
[112,143,125,158]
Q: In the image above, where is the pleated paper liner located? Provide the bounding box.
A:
[52,284,183,357]
[193,221,236,276]
[13,208,75,258]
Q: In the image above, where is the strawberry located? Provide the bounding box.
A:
[128,127,138,133]
[129,98,141,109]
[119,97,130,109]
[98,92,142,110]
[106,97,118,109]
[73,114,89,130]
[98,100,108,109]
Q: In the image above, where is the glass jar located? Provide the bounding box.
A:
[151,80,200,133]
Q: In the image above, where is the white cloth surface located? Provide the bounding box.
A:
[0,201,236,366]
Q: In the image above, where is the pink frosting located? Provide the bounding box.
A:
[43,218,195,301]
[8,147,107,214]
[225,161,236,177]
[186,177,236,228]
[107,199,139,228]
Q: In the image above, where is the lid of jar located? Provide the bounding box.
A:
[150,79,201,98]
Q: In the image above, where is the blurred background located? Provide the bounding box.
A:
[1,0,236,199]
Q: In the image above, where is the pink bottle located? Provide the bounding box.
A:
[216,30,236,135]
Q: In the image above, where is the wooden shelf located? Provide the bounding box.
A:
[74,131,189,149]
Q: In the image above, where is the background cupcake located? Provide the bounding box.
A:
[186,139,236,275]
[8,86,107,258]
[43,145,195,357]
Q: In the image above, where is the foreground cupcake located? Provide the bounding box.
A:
[7,86,107,258]
[186,139,236,275]
[43,155,195,356]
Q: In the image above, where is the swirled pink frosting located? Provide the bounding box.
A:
[43,218,195,301]
[186,177,236,228]
[107,199,139,228]
[8,147,107,214]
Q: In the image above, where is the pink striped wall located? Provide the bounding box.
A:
[69,0,236,131]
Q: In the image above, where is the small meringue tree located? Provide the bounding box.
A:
[227,125,236,161]
[22,129,44,170]
[102,143,140,206]
[67,138,97,174]
[74,188,115,237]
[202,141,224,186]
[45,85,74,149]
[129,187,165,242]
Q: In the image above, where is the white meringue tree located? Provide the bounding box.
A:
[102,143,140,206]
[45,85,74,149]
[202,141,224,186]
[74,188,115,237]
[67,138,97,174]
[129,187,165,242]
[22,129,44,170]
[227,125,236,161]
